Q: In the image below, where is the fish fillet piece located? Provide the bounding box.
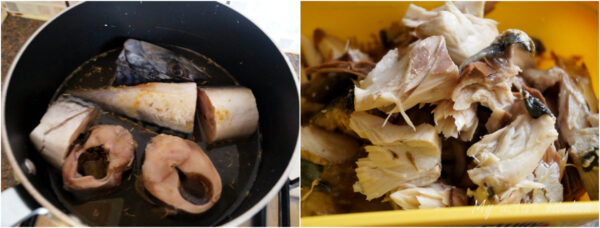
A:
[349,112,441,200]
[301,125,359,165]
[467,114,558,195]
[72,82,197,133]
[402,2,499,65]
[62,125,135,190]
[354,36,458,128]
[197,87,259,143]
[29,97,98,168]
[557,72,599,200]
[432,100,478,141]
[142,134,222,214]
[390,182,467,209]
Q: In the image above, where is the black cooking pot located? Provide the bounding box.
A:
[2,1,299,226]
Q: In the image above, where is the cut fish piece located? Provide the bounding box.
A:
[29,97,98,168]
[114,39,210,86]
[354,36,459,128]
[62,125,135,190]
[472,161,563,205]
[197,87,259,143]
[301,125,360,165]
[432,100,478,141]
[402,2,499,65]
[349,112,441,200]
[467,114,558,195]
[71,82,197,133]
[142,134,222,214]
[390,182,467,209]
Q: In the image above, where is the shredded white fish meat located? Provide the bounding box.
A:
[354,36,458,129]
[467,114,558,195]
[390,182,467,209]
[349,112,441,200]
[402,2,499,65]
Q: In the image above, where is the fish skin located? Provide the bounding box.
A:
[114,39,210,86]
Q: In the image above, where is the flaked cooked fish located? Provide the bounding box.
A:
[484,78,551,132]
[521,67,566,92]
[432,100,478,141]
[354,36,459,129]
[390,182,467,209]
[402,2,499,65]
[557,70,599,200]
[71,82,197,133]
[452,61,519,116]
[460,29,535,71]
[530,161,563,203]
[349,112,441,200]
[467,114,558,197]
[301,125,360,165]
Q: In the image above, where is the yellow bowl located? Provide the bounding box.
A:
[301,1,599,226]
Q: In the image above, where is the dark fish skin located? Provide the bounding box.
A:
[114,39,211,86]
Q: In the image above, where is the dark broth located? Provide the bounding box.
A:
[47,45,261,226]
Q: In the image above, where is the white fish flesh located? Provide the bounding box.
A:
[197,87,259,143]
[29,97,98,168]
[71,82,197,133]
[432,100,478,141]
[349,112,441,200]
[142,134,222,214]
[390,182,467,209]
[521,67,565,92]
[354,36,458,128]
[557,71,599,200]
[467,114,558,196]
[62,125,135,190]
[452,61,519,120]
[301,125,360,165]
[402,2,499,65]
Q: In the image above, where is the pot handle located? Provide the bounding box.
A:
[1,185,48,226]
